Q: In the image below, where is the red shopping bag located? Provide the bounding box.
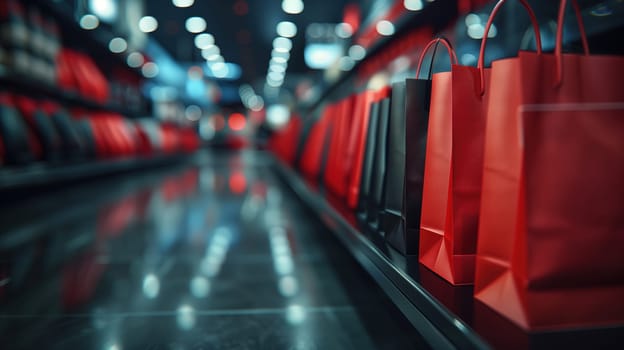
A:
[268,115,302,165]
[299,104,333,180]
[346,90,377,209]
[324,96,355,198]
[475,0,624,330]
[419,0,541,285]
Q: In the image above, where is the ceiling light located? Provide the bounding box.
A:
[467,23,496,39]
[272,50,290,60]
[127,52,144,67]
[267,73,284,82]
[213,68,228,79]
[138,16,158,33]
[201,45,220,59]
[195,33,215,49]
[273,37,292,52]
[249,96,264,111]
[335,23,353,38]
[211,62,230,78]
[348,45,366,60]
[185,17,206,33]
[268,71,285,81]
[376,20,395,36]
[277,21,297,38]
[465,13,480,26]
[270,64,286,73]
[282,0,304,14]
[207,62,241,79]
[142,62,159,78]
[173,0,194,8]
[211,62,226,71]
[266,78,282,87]
[271,56,288,65]
[304,43,342,69]
[206,54,223,62]
[266,104,289,128]
[79,14,99,30]
[89,0,117,22]
[404,0,424,11]
[109,37,127,53]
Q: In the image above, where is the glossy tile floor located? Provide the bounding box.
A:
[0,152,427,349]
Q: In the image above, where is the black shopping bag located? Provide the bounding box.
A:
[367,97,391,233]
[356,101,381,223]
[381,38,458,254]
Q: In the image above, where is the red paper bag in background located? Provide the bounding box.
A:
[268,114,302,166]
[475,0,624,330]
[299,103,334,180]
[346,89,382,209]
[419,0,541,286]
[324,96,355,198]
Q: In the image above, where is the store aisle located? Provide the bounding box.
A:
[0,152,426,349]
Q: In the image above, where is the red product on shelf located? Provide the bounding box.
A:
[160,123,180,154]
[298,103,334,180]
[179,126,201,153]
[268,114,302,165]
[475,0,624,330]
[324,95,355,199]
[135,119,163,154]
[56,49,75,93]
[85,113,139,158]
[57,49,110,104]
[133,122,154,156]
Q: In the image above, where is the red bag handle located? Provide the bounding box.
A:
[416,37,458,79]
[555,0,590,87]
[478,0,542,96]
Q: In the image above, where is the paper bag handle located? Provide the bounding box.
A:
[478,0,543,96]
[555,0,590,87]
[415,37,458,79]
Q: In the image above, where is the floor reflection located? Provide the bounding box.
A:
[0,152,426,349]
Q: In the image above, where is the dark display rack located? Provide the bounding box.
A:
[28,0,143,78]
[0,71,143,118]
[0,154,196,193]
[5,0,150,117]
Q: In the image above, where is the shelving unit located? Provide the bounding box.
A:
[0,71,143,118]
[0,153,198,193]
[29,0,143,78]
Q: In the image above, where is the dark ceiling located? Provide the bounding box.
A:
[145,0,373,84]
